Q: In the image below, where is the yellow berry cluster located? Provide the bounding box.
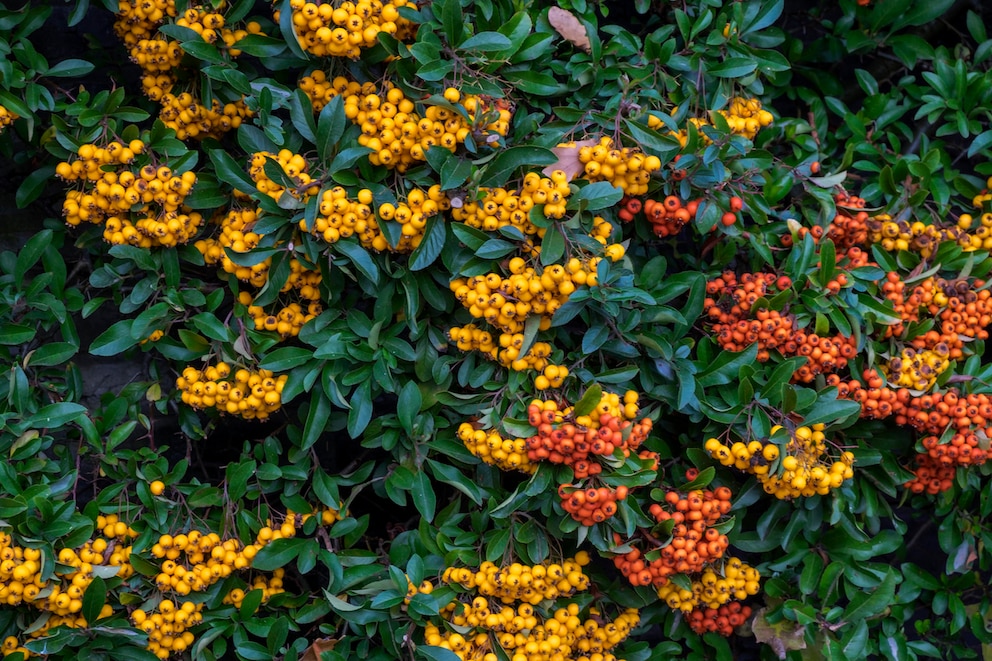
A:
[303,186,379,246]
[955,211,992,251]
[566,136,661,195]
[450,258,601,336]
[277,0,412,58]
[176,6,253,52]
[195,207,268,285]
[457,423,535,473]
[867,213,969,257]
[443,558,590,604]
[113,0,176,47]
[299,74,511,171]
[424,555,639,661]
[240,291,322,339]
[883,345,951,391]
[656,558,760,612]
[131,600,202,659]
[447,324,555,372]
[57,141,204,247]
[450,171,573,234]
[377,186,451,251]
[533,364,569,390]
[1,636,29,659]
[176,362,288,420]
[158,92,252,140]
[222,568,286,608]
[0,105,19,131]
[249,150,320,202]
[658,97,774,146]
[705,423,855,499]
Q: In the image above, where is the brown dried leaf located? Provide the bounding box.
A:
[300,637,339,661]
[548,7,591,53]
[751,608,806,660]
[541,137,599,181]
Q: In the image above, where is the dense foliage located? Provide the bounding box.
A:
[2,0,992,659]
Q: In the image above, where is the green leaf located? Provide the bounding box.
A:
[46,58,94,78]
[277,0,309,60]
[409,215,447,271]
[25,342,77,368]
[251,537,308,571]
[576,181,623,210]
[397,380,422,434]
[89,319,138,356]
[15,165,54,209]
[209,148,255,194]
[335,239,380,285]
[419,646,462,661]
[434,0,464,45]
[81,575,107,624]
[411,469,436,522]
[459,32,512,51]
[259,347,313,371]
[30,402,87,428]
[478,146,557,187]
[708,57,757,78]
[573,384,603,417]
[347,381,373,438]
[15,228,52,288]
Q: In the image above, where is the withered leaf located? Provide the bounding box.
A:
[300,637,339,661]
[751,608,806,660]
[541,137,599,181]
[548,7,591,53]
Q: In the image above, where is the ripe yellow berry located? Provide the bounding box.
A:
[150,480,165,496]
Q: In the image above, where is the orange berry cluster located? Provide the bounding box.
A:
[880,271,932,339]
[617,486,732,585]
[687,601,753,636]
[659,97,774,146]
[704,271,857,379]
[457,422,535,473]
[706,424,855,499]
[904,453,957,495]
[451,171,572,232]
[641,195,699,237]
[558,483,629,525]
[564,136,662,195]
[57,141,204,247]
[525,390,651,479]
[176,363,288,420]
[299,74,510,171]
[447,324,556,373]
[656,557,760,612]
[277,0,411,58]
[882,345,951,391]
[131,600,203,658]
[0,105,18,131]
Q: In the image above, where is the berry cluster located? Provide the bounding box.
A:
[562,136,661,195]
[277,0,412,58]
[558,483,629,525]
[423,556,640,661]
[687,601,753,636]
[867,214,968,257]
[882,345,951,391]
[656,557,760,612]
[704,271,857,378]
[176,363,288,420]
[240,291,322,339]
[533,363,569,390]
[525,390,652,479]
[222,568,286,608]
[457,423,535,473]
[447,324,555,373]
[131,600,203,658]
[705,424,855,499]
[451,171,572,231]
[642,195,699,237]
[299,74,510,171]
[115,1,255,139]
[249,150,320,202]
[0,105,17,131]
[377,186,451,252]
[303,185,378,246]
[57,141,203,247]
[195,207,267,285]
[614,486,733,587]
[658,97,774,146]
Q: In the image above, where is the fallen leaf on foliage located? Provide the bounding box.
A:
[751,608,806,660]
[548,7,591,53]
[300,637,339,661]
[541,137,599,180]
